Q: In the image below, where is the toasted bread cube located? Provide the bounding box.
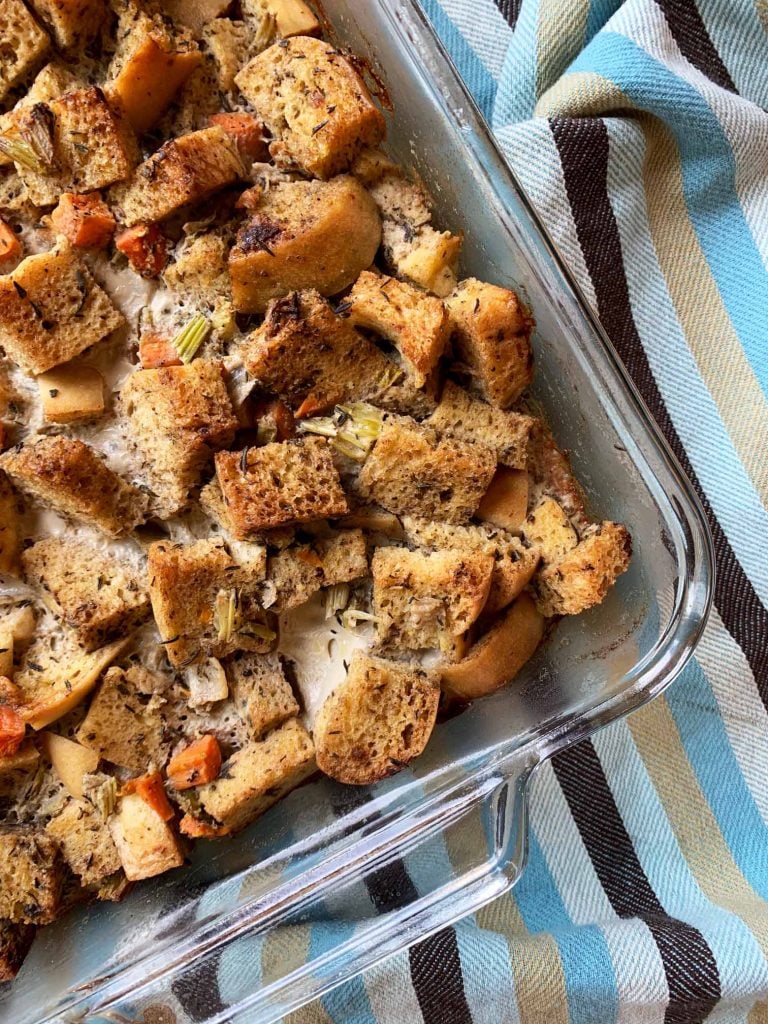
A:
[235,38,385,179]
[372,545,492,656]
[199,718,315,831]
[40,732,98,798]
[17,634,130,729]
[477,467,529,533]
[202,18,248,92]
[148,537,268,668]
[46,799,122,888]
[522,497,578,564]
[215,438,349,538]
[528,419,587,524]
[17,88,139,205]
[350,147,401,187]
[446,279,534,408]
[0,244,124,375]
[227,650,299,740]
[358,417,496,524]
[0,742,39,776]
[113,127,244,227]
[0,437,145,537]
[76,666,167,770]
[268,529,368,611]
[347,271,450,388]
[109,792,184,881]
[164,230,230,300]
[28,0,105,51]
[402,517,540,616]
[0,919,35,981]
[0,828,62,924]
[121,361,237,516]
[441,592,545,699]
[107,8,202,135]
[163,0,230,33]
[534,522,632,617]
[22,538,150,651]
[429,382,533,470]
[38,363,105,424]
[0,471,21,575]
[0,0,49,105]
[0,626,13,677]
[244,290,392,413]
[314,652,439,785]
[229,177,381,314]
[242,0,321,37]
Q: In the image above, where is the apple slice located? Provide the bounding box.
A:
[477,467,529,533]
[41,732,99,798]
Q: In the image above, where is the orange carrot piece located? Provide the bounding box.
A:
[51,193,116,249]
[209,112,269,162]
[115,223,168,278]
[123,771,175,821]
[295,394,330,419]
[0,219,21,264]
[179,813,230,839]
[139,333,182,369]
[167,735,221,791]
[296,549,323,568]
[0,703,26,757]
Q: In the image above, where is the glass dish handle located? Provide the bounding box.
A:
[83,757,535,1024]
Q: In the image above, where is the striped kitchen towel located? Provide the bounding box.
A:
[283,0,768,1021]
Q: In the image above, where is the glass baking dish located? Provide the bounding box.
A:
[1,1,713,1021]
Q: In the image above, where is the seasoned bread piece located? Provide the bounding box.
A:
[199,717,315,831]
[22,539,150,651]
[17,634,130,729]
[0,828,62,925]
[215,438,349,537]
[77,666,167,771]
[121,361,238,516]
[534,522,632,617]
[38,364,105,424]
[113,127,244,227]
[477,467,529,533]
[164,230,230,300]
[0,61,80,170]
[441,592,545,699]
[268,529,368,611]
[243,290,393,414]
[314,652,439,785]
[0,0,49,105]
[0,743,39,776]
[202,18,249,92]
[0,244,124,374]
[27,0,105,50]
[109,792,184,882]
[347,271,450,388]
[163,0,230,33]
[106,5,202,135]
[241,0,321,38]
[372,545,493,656]
[358,417,496,524]
[235,37,385,178]
[46,799,122,888]
[369,172,462,297]
[0,471,21,575]
[16,88,140,206]
[227,650,299,740]
[521,497,578,564]
[229,177,381,314]
[429,382,533,469]
[446,279,534,408]
[147,537,268,668]
[527,418,588,525]
[0,437,145,536]
[402,517,540,615]
[0,920,35,982]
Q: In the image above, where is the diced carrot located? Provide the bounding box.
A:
[209,112,269,163]
[0,218,21,264]
[115,223,168,278]
[295,394,329,419]
[251,398,295,440]
[123,771,175,821]
[296,549,323,568]
[50,193,116,249]
[179,814,230,839]
[0,703,26,757]
[139,332,182,369]
[167,735,221,791]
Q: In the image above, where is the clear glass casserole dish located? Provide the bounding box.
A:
[0,1,713,1021]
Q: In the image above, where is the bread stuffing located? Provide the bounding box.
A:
[0,0,631,980]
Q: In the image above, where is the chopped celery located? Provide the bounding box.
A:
[298,402,384,462]
[172,313,211,364]
[324,582,350,619]
[0,133,45,173]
